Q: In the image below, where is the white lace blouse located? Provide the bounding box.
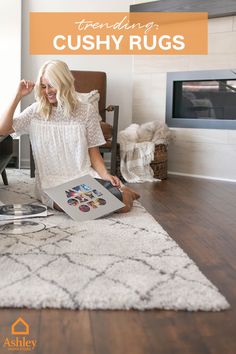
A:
[13,100,106,208]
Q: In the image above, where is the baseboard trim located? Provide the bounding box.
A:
[168,171,236,183]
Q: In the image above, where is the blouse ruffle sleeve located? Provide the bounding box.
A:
[86,103,106,148]
[12,103,37,135]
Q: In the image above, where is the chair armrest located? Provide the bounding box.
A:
[105,105,119,175]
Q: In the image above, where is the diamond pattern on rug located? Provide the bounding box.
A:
[0,169,230,311]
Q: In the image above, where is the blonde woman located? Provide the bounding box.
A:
[0,60,139,212]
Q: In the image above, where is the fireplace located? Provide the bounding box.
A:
[166,69,236,129]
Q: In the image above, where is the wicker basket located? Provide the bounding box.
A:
[150,144,168,180]
[116,143,168,180]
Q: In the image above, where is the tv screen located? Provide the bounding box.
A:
[166,70,236,129]
[173,80,236,120]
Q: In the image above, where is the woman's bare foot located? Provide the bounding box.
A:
[116,186,140,213]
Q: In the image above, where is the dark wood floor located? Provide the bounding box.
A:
[0,175,236,354]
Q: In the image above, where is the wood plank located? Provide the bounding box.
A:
[90,311,153,354]
[139,311,209,354]
[38,309,94,354]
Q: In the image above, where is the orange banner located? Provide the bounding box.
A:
[30,12,208,55]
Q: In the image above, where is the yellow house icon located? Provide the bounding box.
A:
[11,317,29,335]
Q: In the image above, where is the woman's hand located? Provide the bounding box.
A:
[17,80,35,98]
[0,79,35,136]
[102,172,121,188]
[88,147,121,188]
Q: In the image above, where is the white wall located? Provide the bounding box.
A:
[20,0,133,167]
[133,1,236,181]
[0,0,21,115]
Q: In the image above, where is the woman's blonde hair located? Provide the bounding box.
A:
[34,60,78,118]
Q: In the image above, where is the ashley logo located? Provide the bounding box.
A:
[3,317,37,351]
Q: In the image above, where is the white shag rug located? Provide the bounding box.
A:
[0,169,230,311]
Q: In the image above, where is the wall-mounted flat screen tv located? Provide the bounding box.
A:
[166,69,236,129]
